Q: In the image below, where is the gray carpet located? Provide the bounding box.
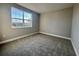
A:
[0,33,76,56]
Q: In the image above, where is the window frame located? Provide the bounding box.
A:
[11,6,32,28]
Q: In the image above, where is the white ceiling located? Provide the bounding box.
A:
[18,3,73,13]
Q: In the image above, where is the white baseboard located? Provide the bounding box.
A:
[0,32,38,44]
[40,32,71,40]
[71,40,79,56]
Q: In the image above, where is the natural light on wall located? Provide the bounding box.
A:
[11,7,32,28]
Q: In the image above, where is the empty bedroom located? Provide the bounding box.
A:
[0,3,79,56]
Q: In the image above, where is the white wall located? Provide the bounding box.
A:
[0,5,1,40]
[0,17,1,40]
[0,4,2,41]
[71,4,79,55]
[40,7,73,38]
[0,4,39,42]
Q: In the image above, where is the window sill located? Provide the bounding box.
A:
[12,26,32,29]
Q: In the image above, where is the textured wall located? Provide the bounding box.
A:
[40,7,73,38]
[0,4,40,41]
[71,4,79,55]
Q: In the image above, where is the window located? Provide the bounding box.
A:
[11,7,32,28]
